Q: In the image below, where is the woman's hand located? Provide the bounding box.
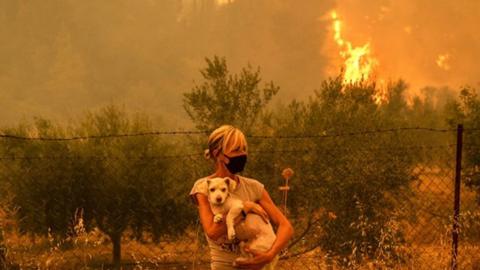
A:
[234,247,275,269]
[243,201,269,224]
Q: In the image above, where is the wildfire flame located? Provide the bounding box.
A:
[331,10,377,84]
[331,10,387,103]
[436,53,451,71]
[216,0,233,6]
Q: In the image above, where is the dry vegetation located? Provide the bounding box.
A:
[2,178,479,270]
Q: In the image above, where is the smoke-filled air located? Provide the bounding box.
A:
[1,0,478,127]
[2,1,480,269]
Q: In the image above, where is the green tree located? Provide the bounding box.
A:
[74,105,191,269]
[252,77,416,266]
[183,56,279,132]
[445,87,480,203]
[0,118,77,239]
[0,105,194,269]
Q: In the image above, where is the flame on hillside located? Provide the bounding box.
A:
[331,11,377,84]
[216,0,233,6]
[330,10,387,103]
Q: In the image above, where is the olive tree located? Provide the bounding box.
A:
[0,105,193,269]
[446,87,480,203]
[253,77,418,265]
[183,56,279,133]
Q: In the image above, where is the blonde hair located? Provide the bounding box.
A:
[204,125,248,160]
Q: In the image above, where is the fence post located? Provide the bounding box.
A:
[280,168,294,217]
[451,124,463,270]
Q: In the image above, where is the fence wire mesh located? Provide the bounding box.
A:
[0,127,479,269]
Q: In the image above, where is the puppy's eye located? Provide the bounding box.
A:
[221,188,226,192]
[210,188,215,192]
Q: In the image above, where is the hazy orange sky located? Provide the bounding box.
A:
[1,0,479,127]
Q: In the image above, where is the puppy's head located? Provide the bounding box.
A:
[206,177,237,205]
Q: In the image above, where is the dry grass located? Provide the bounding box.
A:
[4,227,213,269]
[1,194,479,269]
[2,225,479,270]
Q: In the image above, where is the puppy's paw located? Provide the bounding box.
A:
[233,256,249,267]
[238,242,252,257]
[213,214,223,223]
[227,229,236,240]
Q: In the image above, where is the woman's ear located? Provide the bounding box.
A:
[224,177,237,191]
[215,152,228,165]
[212,149,221,158]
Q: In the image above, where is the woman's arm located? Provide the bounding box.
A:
[258,189,294,257]
[235,189,294,269]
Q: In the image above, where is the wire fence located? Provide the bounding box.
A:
[0,126,479,269]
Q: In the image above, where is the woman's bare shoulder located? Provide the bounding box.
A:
[189,176,212,205]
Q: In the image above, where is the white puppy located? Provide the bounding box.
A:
[202,177,277,269]
[204,177,244,240]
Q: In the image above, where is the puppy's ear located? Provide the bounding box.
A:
[225,177,237,191]
[197,180,209,194]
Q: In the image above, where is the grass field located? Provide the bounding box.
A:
[3,224,479,270]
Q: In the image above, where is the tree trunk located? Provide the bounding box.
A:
[111,233,122,270]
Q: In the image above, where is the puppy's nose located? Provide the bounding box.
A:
[216,197,222,203]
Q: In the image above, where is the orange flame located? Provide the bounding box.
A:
[331,11,377,84]
[331,11,386,103]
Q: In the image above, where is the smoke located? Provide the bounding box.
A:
[0,0,478,127]
[0,0,336,127]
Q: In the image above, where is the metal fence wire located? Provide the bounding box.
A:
[0,126,479,269]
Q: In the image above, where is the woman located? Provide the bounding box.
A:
[190,125,294,269]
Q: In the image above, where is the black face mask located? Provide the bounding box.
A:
[224,154,247,174]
